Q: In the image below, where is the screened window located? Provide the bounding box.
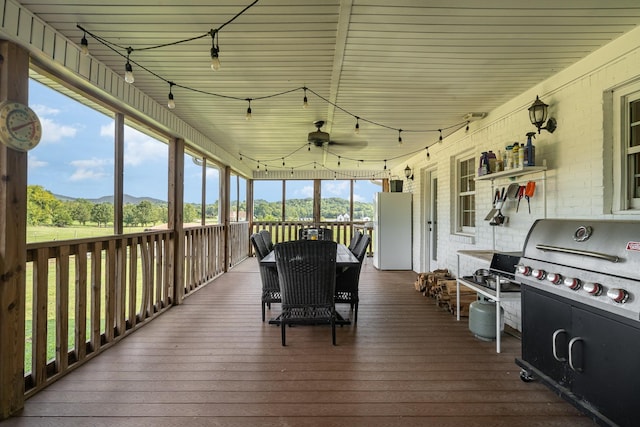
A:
[253,180,283,221]
[457,157,476,232]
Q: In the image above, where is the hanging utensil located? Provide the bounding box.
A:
[484,188,502,221]
[525,181,536,213]
[506,182,520,200]
[516,185,525,213]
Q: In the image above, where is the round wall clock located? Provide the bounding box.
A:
[0,100,43,151]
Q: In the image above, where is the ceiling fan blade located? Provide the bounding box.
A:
[322,144,328,166]
[329,139,368,149]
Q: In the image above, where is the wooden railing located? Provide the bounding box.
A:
[23,223,247,396]
[228,222,250,268]
[251,221,374,255]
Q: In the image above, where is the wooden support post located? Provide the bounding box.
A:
[0,41,28,419]
[222,166,230,272]
[168,138,184,304]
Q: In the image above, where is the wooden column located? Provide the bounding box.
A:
[313,179,321,223]
[113,113,124,235]
[222,166,230,272]
[168,137,184,304]
[0,41,28,419]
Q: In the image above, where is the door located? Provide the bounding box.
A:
[423,169,438,272]
[521,288,573,386]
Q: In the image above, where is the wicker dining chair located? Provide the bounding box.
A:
[335,234,370,324]
[250,233,281,322]
[348,230,363,251]
[274,240,338,346]
[259,229,274,252]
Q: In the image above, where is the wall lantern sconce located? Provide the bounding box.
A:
[528,95,557,134]
[404,165,414,181]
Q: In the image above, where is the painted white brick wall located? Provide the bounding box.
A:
[400,25,640,331]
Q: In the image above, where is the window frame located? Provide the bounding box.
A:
[612,80,640,212]
[455,154,476,234]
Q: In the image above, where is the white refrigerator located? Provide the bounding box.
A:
[373,192,412,270]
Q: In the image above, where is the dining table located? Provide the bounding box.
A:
[260,243,360,268]
[260,243,360,325]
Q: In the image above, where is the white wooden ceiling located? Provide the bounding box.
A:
[17,0,640,174]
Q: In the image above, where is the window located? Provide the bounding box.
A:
[253,180,283,221]
[612,81,640,212]
[457,156,476,232]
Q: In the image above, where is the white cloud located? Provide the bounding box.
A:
[102,125,167,166]
[323,181,350,197]
[353,193,365,202]
[297,185,314,198]
[27,154,48,170]
[69,158,112,181]
[39,117,78,143]
[31,104,61,117]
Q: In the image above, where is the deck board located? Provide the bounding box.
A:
[5,258,594,426]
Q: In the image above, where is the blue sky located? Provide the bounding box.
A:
[28,79,381,204]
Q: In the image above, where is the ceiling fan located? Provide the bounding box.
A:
[308,120,367,165]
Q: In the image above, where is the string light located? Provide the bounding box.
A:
[303,87,308,109]
[439,129,443,142]
[337,156,341,167]
[265,166,268,175]
[80,32,89,56]
[282,158,285,167]
[124,47,134,83]
[210,29,220,71]
[245,99,252,120]
[355,117,360,134]
[167,82,176,109]
[384,160,387,170]
[256,161,260,170]
[398,129,403,146]
[291,168,294,176]
[465,121,470,132]
[426,147,430,160]
[308,143,311,151]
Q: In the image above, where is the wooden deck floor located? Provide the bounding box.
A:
[5,258,594,427]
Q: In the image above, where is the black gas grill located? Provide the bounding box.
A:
[515,219,640,427]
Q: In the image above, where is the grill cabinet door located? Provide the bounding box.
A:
[571,306,640,427]
[521,287,573,386]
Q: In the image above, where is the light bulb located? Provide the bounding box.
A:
[124,61,134,83]
[303,95,308,109]
[167,93,175,109]
[81,35,89,56]
[210,54,220,71]
[246,106,252,120]
[355,120,360,135]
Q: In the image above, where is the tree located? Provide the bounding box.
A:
[135,200,155,226]
[91,203,113,227]
[184,203,198,223]
[69,199,92,225]
[51,204,73,227]
[27,185,60,225]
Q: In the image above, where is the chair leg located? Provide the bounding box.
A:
[354,302,358,324]
[262,301,266,322]
[281,319,286,346]
[331,318,336,345]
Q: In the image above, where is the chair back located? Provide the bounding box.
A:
[259,229,274,251]
[352,234,370,262]
[250,233,270,260]
[318,227,333,241]
[274,240,337,308]
[348,231,363,251]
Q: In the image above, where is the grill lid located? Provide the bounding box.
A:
[522,219,640,281]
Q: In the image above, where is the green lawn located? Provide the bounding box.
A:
[28,224,148,243]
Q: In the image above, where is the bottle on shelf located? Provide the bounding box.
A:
[512,143,520,168]
[495,150,503,172]
[505,145,513,170]
[524,132,536,166]
[487,151,497,173]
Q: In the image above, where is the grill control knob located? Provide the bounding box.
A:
[563,277,581,290]
[607,288,629,304]
[517,265,532,276]
[531,269,546,280]
[582,282,603,296]
[547,273,563,285]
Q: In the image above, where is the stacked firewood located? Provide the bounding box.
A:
[414,270,478,317]
[414,269,452,296]
[433,279,477,317]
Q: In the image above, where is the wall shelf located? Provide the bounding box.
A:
[475,166,547,181]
